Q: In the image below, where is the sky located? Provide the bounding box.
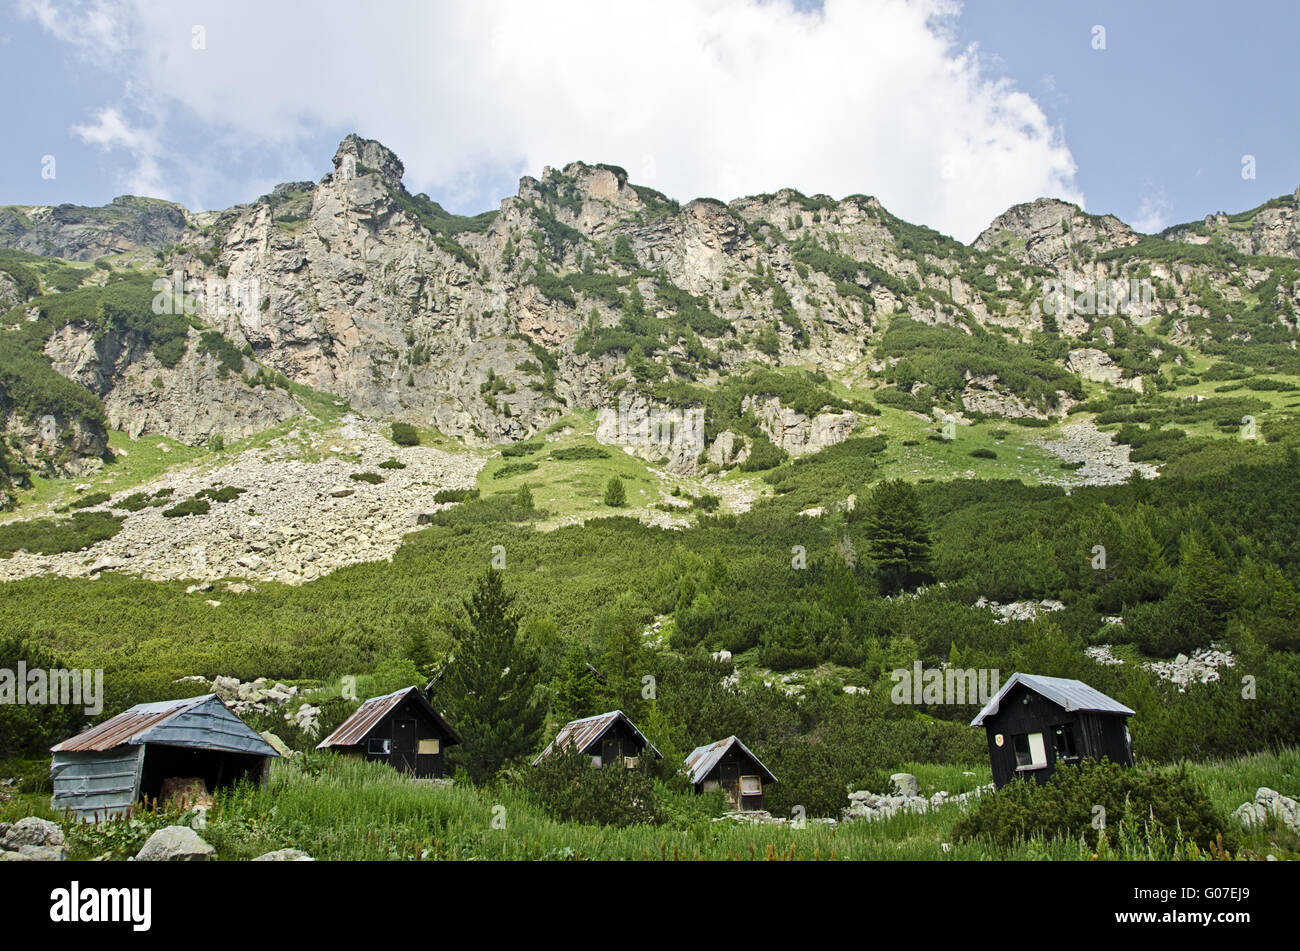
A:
[1,0,1296,243]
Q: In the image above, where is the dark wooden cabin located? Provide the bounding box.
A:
[532,710,662,769]
[970,673,1135,789]
[317,686,460,778]
[681,736,776,811]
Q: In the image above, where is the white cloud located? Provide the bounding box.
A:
[71,106,171,199]
[1131,183,1173,234]
[26,0,1083,241]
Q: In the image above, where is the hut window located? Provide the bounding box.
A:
[1012,732,1047,769]
[740,775,762,796]
[418,739,440,755]
[623,756,639,769]
[368,738,391,755]
[1051,724,1077,759]
[702,780,720,792]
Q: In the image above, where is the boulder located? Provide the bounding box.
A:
[889,773,919,798]
[252,848,314,861]
[17,844,67,861]
[1,816,65,851]
[135,825,216,862]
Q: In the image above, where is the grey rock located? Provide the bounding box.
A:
[251,848,314,861]
[135,825,216,862]
[1,816,65,850]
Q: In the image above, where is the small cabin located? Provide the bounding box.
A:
[971,673,1135,789]
[50,694,279,822]
[532,710,662,769]
[316,686,461,778]
[681,736,776,811]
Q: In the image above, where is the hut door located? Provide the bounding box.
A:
[720,759,741,809]
[393,719,417,773]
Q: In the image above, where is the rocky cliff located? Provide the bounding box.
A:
[3,134,1299,480]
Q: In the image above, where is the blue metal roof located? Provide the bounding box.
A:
[971,673,1135,726]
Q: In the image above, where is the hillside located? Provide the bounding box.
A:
[2,136,1299,863]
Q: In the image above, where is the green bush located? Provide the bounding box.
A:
[953,759,1232,853]
[603,476,627,507]
[524,739,664,827]
[391,422,420,446]
[349,472,384,485]
[0,511,124,554]
[494,462,539,480]
[433,488,479,503]
[549,445,611,460]
[161,498,211,518]
[501,439,543,458]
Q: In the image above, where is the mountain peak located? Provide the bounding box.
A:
[332,134,404,185]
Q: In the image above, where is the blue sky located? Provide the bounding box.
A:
[1,0,1295,241]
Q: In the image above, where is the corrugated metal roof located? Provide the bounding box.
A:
[681,735,776,786]
[316,686,461,750]
[971,673,1136,726]
[51,694,279,757]
[532,710,663,765]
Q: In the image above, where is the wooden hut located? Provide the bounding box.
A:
[316,686,461,778]
[970,673,1135,788]
[681,736,776,811]
[532,710,662,769]
[50,694,279,822]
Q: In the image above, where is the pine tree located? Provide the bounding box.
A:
[435,568,544,782]
[862,479,933,593]
[604,475,627,507]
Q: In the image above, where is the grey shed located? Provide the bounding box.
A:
[50,693,279,822]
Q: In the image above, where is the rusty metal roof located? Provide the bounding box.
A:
[681,735,777,786]
[971,673,1136,727]
[51,693,278,757]
[532,709,662,765]
[317,686,461,749]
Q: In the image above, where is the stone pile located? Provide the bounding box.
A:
[1234,788,1299,834]
[0,418,482,587]
[1145,645,1235,690]
[841,773,993,822]
[975,597,1065,623]
[0,817,66,861]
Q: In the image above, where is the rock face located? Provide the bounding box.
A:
[1066,348,1142,392]
[0,196,188,261]
[135,825,215,861]
[742,396,857,455]
[1164,193,1300,260]
[974,198,1139,270]
[0,397,108,478]
[44,322,302,446]
[3,135,1299,484]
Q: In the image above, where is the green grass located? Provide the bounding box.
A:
[867,405,1064,483]
[478,419,665,524]
[5,748,1293,861]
